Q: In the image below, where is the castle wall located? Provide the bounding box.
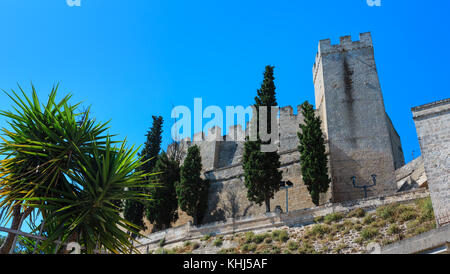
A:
[175,107,317,224]
[412,98,450,227]
[313,32,399,202]
[386,113,405,170]
[202,149,315,224]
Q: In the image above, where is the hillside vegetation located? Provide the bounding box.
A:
[149,197,436,254]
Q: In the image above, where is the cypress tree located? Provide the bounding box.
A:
[297,101,330,206]
[175,145,209,226]
[145,152,179,231]
[124,116,163,231]
[242,65,282,213]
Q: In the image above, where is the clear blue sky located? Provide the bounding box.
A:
[1,1,449,171]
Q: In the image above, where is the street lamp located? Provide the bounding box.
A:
[280,180,294,213]
[351,174,376,198]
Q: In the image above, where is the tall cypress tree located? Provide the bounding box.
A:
[297,101,330,206]
[175,145,209,226]
[124,116,163,231]
[242,65,282,213]
[145,152,179,231]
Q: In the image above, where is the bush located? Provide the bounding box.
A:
[244,231,255,243]
[387,224,401,235]
[278,230,290,242]
[271,230,288,242]
[362,214,375,225]
[201,234,212,241]
[399,211,418,222]
[314,216,324,223]
[360,227,379,240]
[355,237,364,245]
[298,242,315,254]
[184,241,191,247]
[324,212,344,224]
[213,238,223,247]
[347,208,366,218]
[192,242,200,250]
[253,233,269,244]
[309,224,331,237]
[287,241,299,251]
[376,204,397,219]
[417,197,434,221]
[264,237,272,244]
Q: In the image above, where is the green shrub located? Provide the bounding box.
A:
[213,238,223,247]
[417,197,434,221]
[387,224,401,235]
[354,223,363,231]
[264,237,272,244]
[324,212,344,224]
[333,243,348,254]
[271,230,281,239]
[201,234,212,241]
[347,208,366,218]
[399,211,418,222]
[309,224,331,237]
[360,227,379,240]
[376,204,397,219]
[253,233,269,244]
[271,246,281,254]
[192,242,200,250]
[184,241,191,247]
[298,242,315,254]
[287,241,299,251]
[362,214,375,225]
[314,216,324,223]
[245,231,255,243]
[271,230,289,242]
[355,237,364,245]
[279,230,289,242]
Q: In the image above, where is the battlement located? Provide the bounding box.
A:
[313,32,373,76]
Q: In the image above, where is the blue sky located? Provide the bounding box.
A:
[0,0,449,234]
[1,0,449,163]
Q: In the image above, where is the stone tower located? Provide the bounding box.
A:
[313,32,404,202]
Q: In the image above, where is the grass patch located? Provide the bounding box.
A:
[201,234,212,241]
[360,227,379,240]
[324,212,344,224]
[347,208,366,218]
[387,224,401,235]
[308,224,331,237]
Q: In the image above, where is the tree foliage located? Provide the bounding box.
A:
[145,152,179,230]
[297,101,330,206]
[175,145,209,225]
[242,65,282,212]
[124,116,163,231]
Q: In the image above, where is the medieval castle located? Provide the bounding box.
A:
[166,32,446,227]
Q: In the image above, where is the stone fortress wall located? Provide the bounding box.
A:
[412,99,450,227]
[161,32,412,227]
[177,105,319,224]
[312,32,405,202]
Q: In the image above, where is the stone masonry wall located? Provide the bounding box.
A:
[412,98,450,227]
[313,32,399,202]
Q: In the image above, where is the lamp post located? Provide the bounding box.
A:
[351,174,376,198]
[279,180,293,213]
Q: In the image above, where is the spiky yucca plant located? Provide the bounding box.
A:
[0,85,155,253]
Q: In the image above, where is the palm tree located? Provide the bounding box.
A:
[0,84,155,253]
